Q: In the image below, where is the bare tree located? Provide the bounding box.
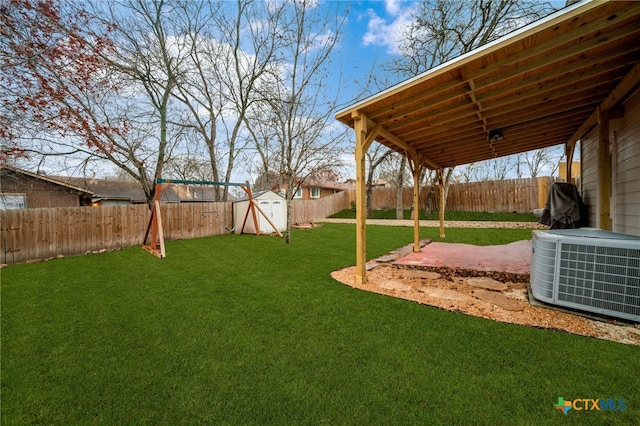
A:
[392,0,555,76]
[164,152,212,181]
[420,168,438,215]
[376,152,411,219]
[0,0,124,167]
[170,0,286,200]
[456,163,476,183]
[163,0,224,193]
[96,0,192,202]
[2,0,200,201]
[249,0,348,243]
[365,145,394,218]
[247,114,282,192]
[467,156,516,181]
[523,147,561,177]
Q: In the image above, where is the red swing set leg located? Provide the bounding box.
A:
[142,180,167,258]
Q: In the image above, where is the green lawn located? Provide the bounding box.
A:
[330,208,539,222]
[2,224,638,425]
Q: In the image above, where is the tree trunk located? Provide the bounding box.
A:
[365,183,373,219]
[396,157,406,219]
[285,173,294,244]
[441,167,455,211]
[422,169,434,216]
[285,193,292,244]
[366,161,376,218]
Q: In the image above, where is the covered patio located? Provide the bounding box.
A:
[335,0,640,284]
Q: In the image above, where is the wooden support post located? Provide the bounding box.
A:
[153,200,165,257]
[437,168,445,239]
[597,108,612,230]
[354,113,368,285]
[565,142,576,184]
[352,112,378,285]
[240,198,252,233]
[246,184,260,235]
[409,156,423,253]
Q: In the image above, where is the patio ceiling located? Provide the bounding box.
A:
[336,0,640,169]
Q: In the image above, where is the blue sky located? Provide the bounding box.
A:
[330,0,569,106]
[331,0,419,106]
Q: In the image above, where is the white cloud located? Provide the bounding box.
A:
[361,1,418,54]
[384,0,403,16]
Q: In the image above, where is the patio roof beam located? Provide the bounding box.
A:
[463,75,495,157]
[465,5,640,84]
[475,48,638,102]
[368,84,469,125]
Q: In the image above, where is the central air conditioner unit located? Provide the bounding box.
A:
[530,229,640,322]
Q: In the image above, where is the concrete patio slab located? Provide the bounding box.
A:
[394,240,532,275]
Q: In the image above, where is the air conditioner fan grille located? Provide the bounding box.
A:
[557,243,640,318]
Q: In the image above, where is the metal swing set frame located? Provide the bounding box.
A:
[142,177,282,258]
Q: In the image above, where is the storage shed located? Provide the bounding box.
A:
[233,190,286,234]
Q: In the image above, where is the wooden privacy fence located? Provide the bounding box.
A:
[0,177,550,264]
[445,177,551,213]
[371,176,553,213]
[290,190,354,224]
[0,202,232,265]
[0,194,350,265]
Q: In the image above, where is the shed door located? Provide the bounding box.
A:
[269,200,285,231]
[258,200,284,233]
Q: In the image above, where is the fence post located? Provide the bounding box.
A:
[537,176,549,209]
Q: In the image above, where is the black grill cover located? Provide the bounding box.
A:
[539,182,588,229]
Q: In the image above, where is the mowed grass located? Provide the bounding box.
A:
[2,224,638,425]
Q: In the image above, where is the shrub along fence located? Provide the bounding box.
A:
[0,177,549,264]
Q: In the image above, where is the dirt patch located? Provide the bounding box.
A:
[292,222,323,229]
[331,263,640,346]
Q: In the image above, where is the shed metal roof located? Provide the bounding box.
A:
[335,0,640,169]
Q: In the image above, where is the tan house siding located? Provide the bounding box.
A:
[612,89,640,235]
[580,88,640,236]
[580,129,599,228]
